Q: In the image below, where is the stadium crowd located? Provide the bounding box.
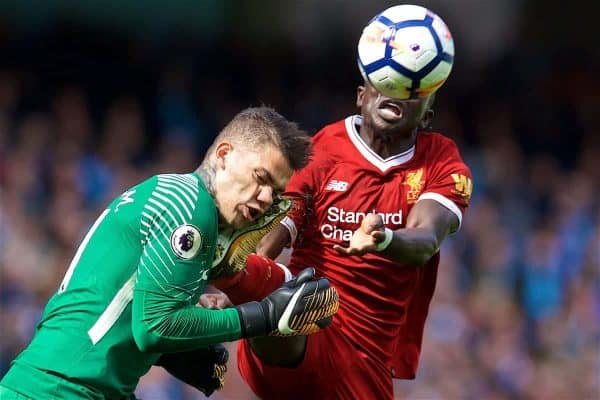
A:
[1,17,599,400]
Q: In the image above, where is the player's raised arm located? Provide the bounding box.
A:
[333,201,459,264]
[377,199,459,265]
[335,139,472,266]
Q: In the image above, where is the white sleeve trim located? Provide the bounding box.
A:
[280,216,298,245]
[417,192,463,233]
[276,263,294,282]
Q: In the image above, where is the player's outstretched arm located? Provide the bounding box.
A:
[132,268,338,352]
[377,199,458,265]
[334,200,458,266]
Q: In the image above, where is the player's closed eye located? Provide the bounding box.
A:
[253,169,267,184]
[254,169,284,199]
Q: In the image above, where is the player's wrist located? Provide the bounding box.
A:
[276,262,294,282]
[375,228,393,252]
[280,216,297,245]
[235,301,269,338]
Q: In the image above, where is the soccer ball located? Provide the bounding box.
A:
[357,4,454,99]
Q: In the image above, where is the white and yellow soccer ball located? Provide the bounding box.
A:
[357,4,454,99]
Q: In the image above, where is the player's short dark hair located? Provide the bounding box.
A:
[216,106,312,171]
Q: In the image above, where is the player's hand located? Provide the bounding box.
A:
[333,213,385,256]
[155,344,228,396]
[199,285,234,309]
[235,267,339,337]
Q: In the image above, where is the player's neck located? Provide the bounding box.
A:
[359,126,417,159]
[195,164,216,197]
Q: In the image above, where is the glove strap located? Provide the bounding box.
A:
[236,302,268,338]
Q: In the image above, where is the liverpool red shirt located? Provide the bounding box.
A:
[282,115,472,378]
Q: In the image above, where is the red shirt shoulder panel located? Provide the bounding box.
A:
[413,132,473,213]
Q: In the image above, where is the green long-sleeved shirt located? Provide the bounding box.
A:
[1,173,241,399]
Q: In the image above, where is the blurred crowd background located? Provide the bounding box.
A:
[0,1,598,399]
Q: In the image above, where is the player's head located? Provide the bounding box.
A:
[356,81,435,138]
[201,106,311,229]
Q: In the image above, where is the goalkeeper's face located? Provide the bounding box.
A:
[214,141,292,229]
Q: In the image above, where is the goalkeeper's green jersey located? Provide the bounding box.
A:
[0,173,242,399]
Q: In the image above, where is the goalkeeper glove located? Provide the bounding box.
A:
[235,267,339,337]
[155,344,228,397]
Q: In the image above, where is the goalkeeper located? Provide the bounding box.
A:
[0,107,339,399]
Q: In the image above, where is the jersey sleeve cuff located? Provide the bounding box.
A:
[276,262,294,282]
[417,192,463,233]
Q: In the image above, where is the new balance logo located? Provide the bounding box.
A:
[325,180,348,192]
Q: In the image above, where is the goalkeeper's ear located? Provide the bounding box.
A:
[215,142,233,170]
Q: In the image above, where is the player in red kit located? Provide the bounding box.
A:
[220,82,473,399]
[206,15,472,398]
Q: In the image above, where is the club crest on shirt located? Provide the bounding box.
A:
[170,224,202,259]
[404,168,424,203]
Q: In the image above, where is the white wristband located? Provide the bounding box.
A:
[276,263,294,282]
[375,228,393,252]
[280,216,297,245]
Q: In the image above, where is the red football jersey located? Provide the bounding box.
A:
[283,116,472,378]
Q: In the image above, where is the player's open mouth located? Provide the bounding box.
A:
[242,206,261,221]
[377,100,404,120]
